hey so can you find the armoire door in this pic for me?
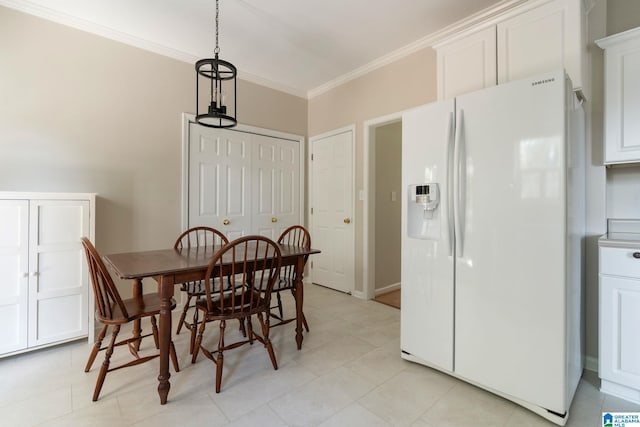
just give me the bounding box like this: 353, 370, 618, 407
0, 200, 29, 354
28, 199, 90, 346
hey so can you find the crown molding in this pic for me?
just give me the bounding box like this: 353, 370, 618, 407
307, 0, 528, 99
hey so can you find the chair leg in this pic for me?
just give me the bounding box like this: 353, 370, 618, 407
246, 316, 254, 344
150, 315, 159, 349
258, 312, 278, 370
291, 288, 310, 332
93, 324, 120, 401
276, 292, 284, 318
170, 341, 180, 373
238, 317, 246, 337
85, 324, 107, 372
191, 313, 206, 364
214, 320, 226, 393
189, 308, 199, 354
176, 294, 193, 335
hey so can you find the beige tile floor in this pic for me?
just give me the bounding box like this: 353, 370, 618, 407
1, 283, 638, 427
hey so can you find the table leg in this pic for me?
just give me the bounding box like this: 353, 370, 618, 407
294, 256, 304, 350
132, 278, 142, 351
157, 274, 174, 404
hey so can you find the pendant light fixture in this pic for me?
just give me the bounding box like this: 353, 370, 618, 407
195, 0, 237, 128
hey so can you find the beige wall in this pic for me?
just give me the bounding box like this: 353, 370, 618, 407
0, 5, 306, 264
308, 48, 437, 293
374, 122, 402, 292
607, 0, 640, 35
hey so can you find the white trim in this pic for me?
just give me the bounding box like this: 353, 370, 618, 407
363, 112, 404, 300
0, 0, 308, 98
375, 282, 401, 296
309, 125, 356, 295
584, 355, 598, 373
2, 0, 541, 100
307, 0, 528, 98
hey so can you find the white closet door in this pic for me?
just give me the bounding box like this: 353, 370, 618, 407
252, 134, 300, 239
189, 124, 251, 239
0, 200, 29, 354
28, 200, 89, 347
310, 128, 354, 293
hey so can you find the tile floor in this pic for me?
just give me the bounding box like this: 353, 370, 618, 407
1, 283, 638, 427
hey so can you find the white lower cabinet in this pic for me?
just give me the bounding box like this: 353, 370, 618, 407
0, 193, 95, 357
599, 241, 640, 404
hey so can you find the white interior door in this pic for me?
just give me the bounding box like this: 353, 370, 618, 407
252, 134, 301, 239
310, 127, 354, 293
28, 200, 89, 346
189, 124, 251, 239
0, 200, 29, 354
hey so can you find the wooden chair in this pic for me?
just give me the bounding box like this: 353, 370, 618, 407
81, 237, 179, 401
174, 226, 229, 339
271, 225, 311, 331
191, 235, 282, 393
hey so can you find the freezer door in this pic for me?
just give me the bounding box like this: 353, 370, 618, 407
453, 70, 569, 412
401, 99, 455, 372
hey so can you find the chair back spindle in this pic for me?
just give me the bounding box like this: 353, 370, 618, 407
81, 237, 129, 321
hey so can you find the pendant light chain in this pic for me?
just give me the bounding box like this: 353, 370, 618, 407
195, 0, 237, 128
215, 0, 220, 55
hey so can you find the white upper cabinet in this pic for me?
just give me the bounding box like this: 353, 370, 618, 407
436, 0, 584, 100
596, 27, 640, 165
497, 0, 582, 86
436, 26, 497, 100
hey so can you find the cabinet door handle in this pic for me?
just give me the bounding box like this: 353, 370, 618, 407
223, 219, 230, 226
271, 217, 278, 223
633, 252, 640, 259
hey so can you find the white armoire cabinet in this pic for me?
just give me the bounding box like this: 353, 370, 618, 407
435, 0, 584, 100
0, 192, 95, 357
186, 122, 304, 240
596, 27, 640, 164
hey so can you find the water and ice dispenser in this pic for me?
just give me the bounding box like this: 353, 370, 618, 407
407, 183, 441, 240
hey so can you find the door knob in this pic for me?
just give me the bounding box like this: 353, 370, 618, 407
223, 219, 230, 225
271, 217, 278, 223
344, 218, 351, 224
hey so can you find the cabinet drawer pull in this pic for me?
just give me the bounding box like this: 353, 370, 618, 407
633, 252, 640, 259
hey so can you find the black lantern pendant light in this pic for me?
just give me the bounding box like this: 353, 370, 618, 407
195, 0, 237, 128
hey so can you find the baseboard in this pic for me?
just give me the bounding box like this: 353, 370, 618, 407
584, 355, 598, 373
375, 282, 401, 296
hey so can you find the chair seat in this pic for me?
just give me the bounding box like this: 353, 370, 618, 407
272, 277, 296, 292
180, 280, 206, 295
96, 295, 176, 325
195, 289, 267, 318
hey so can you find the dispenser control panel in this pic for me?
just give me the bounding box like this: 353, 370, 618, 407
407, 183, 440, 239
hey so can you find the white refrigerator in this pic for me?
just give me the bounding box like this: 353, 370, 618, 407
400, 69, 584, 426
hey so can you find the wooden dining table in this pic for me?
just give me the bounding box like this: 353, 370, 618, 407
103, 242, 320, 404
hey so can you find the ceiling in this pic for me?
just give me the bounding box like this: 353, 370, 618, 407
3, 0, 511, 98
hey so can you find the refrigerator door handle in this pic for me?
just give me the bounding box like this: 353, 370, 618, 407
446, 111, 455, 257
453, 109, 465, 258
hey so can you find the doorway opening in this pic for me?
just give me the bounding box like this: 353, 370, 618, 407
363, 112, 403, 309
